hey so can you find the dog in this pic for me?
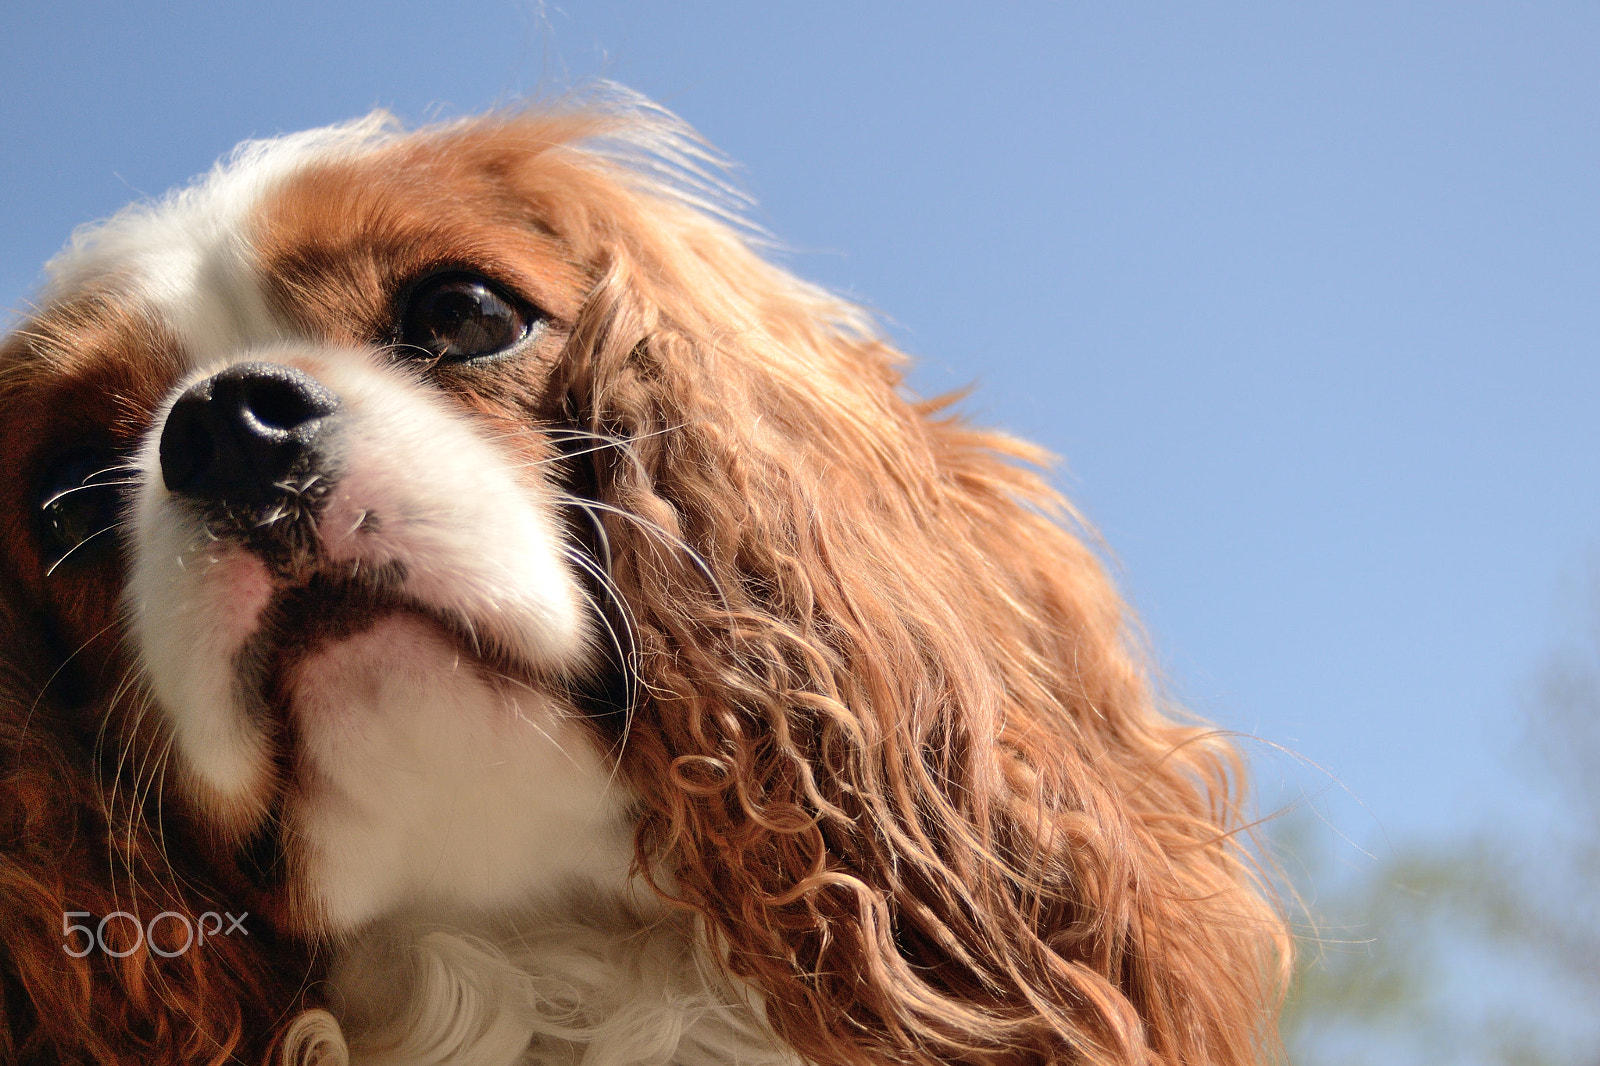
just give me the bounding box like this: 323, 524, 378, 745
1, 90, 1287, 1065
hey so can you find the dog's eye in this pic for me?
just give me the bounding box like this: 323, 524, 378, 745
36, 449, 125, 573
397, 273, 537, 362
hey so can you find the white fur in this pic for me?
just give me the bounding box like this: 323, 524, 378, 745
124, 526, 279, 829
297, 903, 799, 1066
305, 352, 590, 667
280, 612, 628, 927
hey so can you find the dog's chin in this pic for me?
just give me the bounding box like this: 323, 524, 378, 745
206, 586, 481, 924
182, 570, 628, 937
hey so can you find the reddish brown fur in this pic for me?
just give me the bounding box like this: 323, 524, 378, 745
256, 106, 1290, 1065
0, 300, 313, 1063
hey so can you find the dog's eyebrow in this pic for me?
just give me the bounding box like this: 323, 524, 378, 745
252, 136, 587, 348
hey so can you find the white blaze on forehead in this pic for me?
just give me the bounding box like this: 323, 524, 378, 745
42, 114, 402, 364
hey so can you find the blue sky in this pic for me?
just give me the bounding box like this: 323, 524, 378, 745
4, 3, 1598, 872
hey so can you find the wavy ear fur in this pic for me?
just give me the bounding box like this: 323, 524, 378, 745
0, 592, 310, 1065
534, 104, 1288, 1066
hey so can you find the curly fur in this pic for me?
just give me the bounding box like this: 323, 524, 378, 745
528, 108, 1290, 1062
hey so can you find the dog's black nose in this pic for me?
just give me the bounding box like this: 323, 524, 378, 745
160, 362, 340, 504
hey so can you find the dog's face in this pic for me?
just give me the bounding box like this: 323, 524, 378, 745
3, 114, 641, 934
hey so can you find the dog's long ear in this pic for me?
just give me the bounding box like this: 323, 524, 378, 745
0, 589, 308, 1065
546, 121, 1287, 1066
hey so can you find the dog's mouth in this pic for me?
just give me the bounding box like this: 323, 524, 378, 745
261, 566, 454, 674
240, 560, 551, 707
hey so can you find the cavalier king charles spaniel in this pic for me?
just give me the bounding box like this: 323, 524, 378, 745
0, 90, 1286, 1066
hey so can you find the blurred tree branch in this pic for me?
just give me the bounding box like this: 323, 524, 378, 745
1279, 581, 1600, 1065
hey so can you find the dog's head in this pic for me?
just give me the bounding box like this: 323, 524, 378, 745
2, 96, 1284, 1065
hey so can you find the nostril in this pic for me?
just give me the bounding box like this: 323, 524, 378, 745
235, 368, 340, 434
160, 395, 218, 495
159, 362, 341, 503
